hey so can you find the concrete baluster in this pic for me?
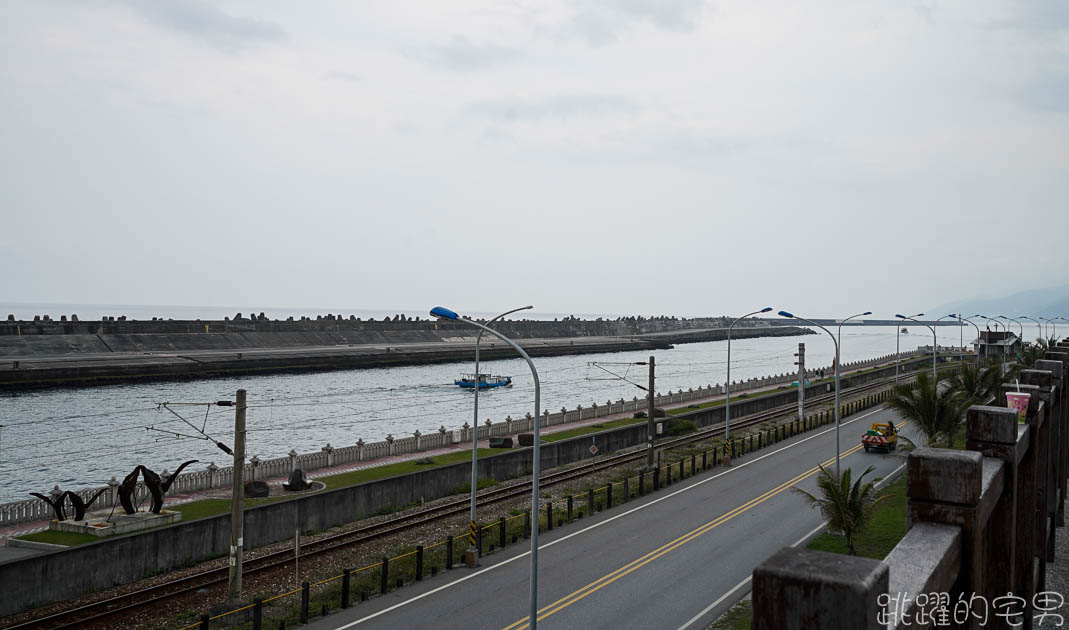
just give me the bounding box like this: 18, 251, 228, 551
752, 547, 888, 630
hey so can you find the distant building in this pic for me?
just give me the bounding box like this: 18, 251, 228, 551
974, 330, 1021, 358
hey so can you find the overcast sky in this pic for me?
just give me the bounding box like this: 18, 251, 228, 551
2, 1, 1067, 319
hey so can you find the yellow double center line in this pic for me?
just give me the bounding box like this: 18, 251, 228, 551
502, 421, 908, 630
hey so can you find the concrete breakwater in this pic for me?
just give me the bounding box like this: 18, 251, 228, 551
0, 349, 921, 528
0, 316, 810, 389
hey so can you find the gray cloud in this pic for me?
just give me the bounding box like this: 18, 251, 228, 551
415, 36, 520, 71
465, 94, 638, 123
564, 0, 706, 46
988, 0, 1069, 35
124, 0, 286, 51
326, 71, 361, 83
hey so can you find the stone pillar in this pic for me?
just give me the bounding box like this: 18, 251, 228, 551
207, 462, 219, 488
107, 476, 120, 507
439, 426, 447, 447
386, 434, 395, 456
543, 410, 550, 427
965, 405, 1021, 597
906, 448, 994, 604
356, 438, 365, 461
752, 547, 888, 630
414, 430, 422, 451
288, 449, 298, 473
505, 416, 513, 434
484, 419, 492, 438
463, 422, 471, 444
322, 443, 335, 467
250, 455, 260, 481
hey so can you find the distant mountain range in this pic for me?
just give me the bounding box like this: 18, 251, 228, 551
933, 285, 1069, 322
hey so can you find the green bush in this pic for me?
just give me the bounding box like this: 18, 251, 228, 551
666, 420, 697, 436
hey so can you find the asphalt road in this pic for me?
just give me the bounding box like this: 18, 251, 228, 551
305, 404, 917, 630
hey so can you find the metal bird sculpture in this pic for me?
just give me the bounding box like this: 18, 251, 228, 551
64, 488, 108, 522
29, 491, 66, 521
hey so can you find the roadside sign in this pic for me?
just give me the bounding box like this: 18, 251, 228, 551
589, 444, 598, 456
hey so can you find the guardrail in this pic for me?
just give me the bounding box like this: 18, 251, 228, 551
751, 342, 1068, 629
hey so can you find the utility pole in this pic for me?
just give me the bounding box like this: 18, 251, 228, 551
646, 356, 656, 469
794, 343, 805, 422
228, 389, 246, 603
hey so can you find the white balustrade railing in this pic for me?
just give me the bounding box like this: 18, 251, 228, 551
1, 349, 933, 528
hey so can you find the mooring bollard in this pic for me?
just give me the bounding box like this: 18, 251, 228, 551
341, 570, 351, 608
415, 545, 424, 581
380, 557, 389, 594
300, 581, 310, 624
446, 536, 453, 570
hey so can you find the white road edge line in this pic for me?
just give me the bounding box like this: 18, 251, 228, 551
328, 405, 891, 629
675, 460, 909, 630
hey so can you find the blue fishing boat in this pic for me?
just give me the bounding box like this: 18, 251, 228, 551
455, 373, 512, 389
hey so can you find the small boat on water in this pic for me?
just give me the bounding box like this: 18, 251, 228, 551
455, 373, 512, 389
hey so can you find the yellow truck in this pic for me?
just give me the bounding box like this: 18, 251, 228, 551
862, 422, 897, 452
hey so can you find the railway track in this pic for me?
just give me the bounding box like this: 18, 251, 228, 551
4, 362, 945, 629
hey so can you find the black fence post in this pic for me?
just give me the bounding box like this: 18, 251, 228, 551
301, 581, 310, 624
524, 511, 531, 538
730, 440, 736, 459
702, 450, 707, 469
691, 454, 696, 475
758, 433, 763, 449
477, 525, 484, 556
749, 435, 754, 452
546, 503, 553, 530
199, 614, 209, 630
639, 470, 646, 495
380, 558, 389, 595
446, 536, 454, 570
653, 467, 660, 491
567, 495, 574, 520
416, 545, 424, 581
666, 463, 672, 485
341, 570, 351, 608
713, 449, 719, 466
588, 487, 595, 511
623, 477, 629, 501
253, 598, 263, 629
499, 517, 507, 547
607, 483, 613, 509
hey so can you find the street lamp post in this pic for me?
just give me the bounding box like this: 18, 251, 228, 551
466, 305, 532, 566
959, 315, 981, 361
1042, 318, 1057, 341
778, 311, 843, 475
897, 314, 937, 381
934, 315, 957, 367
725, 308, 773, 442
998, 316, 1023, 341
896, 312, 923, 384
1020, 316, 1043, 344
430, 306, 542, 629
977, 314, 1000, 333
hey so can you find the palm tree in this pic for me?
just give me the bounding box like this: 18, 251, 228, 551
948, 359, 1000, 406
793, 464, 886, 555
887, 371, 967, 448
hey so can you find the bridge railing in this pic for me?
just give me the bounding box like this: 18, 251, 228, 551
751, 343, 1069, 629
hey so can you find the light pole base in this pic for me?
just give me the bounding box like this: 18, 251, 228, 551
464, 549, 478, 568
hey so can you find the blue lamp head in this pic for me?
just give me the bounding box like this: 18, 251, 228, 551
895, 314, 906, 319
760, 307, 773, 313
778, 310, 794, 318
915, 313, 925, 317
430, 306, 459, 321
862, 311, 872, 316
948, 314, 957, 318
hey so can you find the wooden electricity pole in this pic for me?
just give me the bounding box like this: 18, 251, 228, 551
228, 389, 247, 602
